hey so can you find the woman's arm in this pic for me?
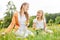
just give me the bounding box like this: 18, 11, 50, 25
14, 25, 19, 32
4, 13, 16, 33
25, 16, 30, 27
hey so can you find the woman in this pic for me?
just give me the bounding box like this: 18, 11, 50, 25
33, 10, 53, 34
2, 2, 34, 38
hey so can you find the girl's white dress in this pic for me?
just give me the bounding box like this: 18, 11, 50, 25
15, 13, 33, 38
33, 18, 53, 33
33, 18, 46, 29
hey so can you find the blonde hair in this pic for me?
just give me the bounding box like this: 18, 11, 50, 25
36, 10, 45, 20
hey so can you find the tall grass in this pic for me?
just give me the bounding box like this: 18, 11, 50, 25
0, 24, 60, 40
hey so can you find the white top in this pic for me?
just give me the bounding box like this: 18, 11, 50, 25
33, 18, 46, 29
18, 12, 27, 30
15, 12, 33, 38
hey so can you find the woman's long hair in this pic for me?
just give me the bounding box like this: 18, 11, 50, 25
20, 2, 29, 22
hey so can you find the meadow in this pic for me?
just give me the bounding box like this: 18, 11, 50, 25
0, 24, 60, 40
0, 1, 60, 40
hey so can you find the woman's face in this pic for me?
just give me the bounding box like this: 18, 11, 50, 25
23, 4, 29, 12
37, 11, 43, 18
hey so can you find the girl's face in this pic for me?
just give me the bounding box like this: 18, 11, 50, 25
23, 4, 29, 12
37, 11, 43, 18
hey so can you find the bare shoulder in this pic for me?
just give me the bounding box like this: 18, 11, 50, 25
13, 11, 18, 16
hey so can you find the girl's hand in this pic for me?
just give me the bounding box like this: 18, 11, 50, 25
44, 28, 46, 31
45, 30, 53, 34
44, 27, 47, 32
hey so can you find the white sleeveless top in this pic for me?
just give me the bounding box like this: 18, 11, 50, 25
18, 12, 27, 30
33, 18, 46, 29
15, 12, 33, 38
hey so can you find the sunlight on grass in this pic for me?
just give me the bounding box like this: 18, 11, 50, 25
0, 24, 60, 40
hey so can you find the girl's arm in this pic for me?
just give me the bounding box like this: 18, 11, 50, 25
33, 19, 36, 30
33, 23, 36, 30
44, 22, 46, 31
43, 18, 47, 31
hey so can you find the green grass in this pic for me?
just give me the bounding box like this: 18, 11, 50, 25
0, 24, 60, 40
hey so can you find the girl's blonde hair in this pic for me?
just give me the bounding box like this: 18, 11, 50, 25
36, 10, 45, 20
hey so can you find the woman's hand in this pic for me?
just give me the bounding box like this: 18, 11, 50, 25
33, 27, 36, 30
25, 21, 29, 27
1, 32, 6, 36
14, 25, 19, 32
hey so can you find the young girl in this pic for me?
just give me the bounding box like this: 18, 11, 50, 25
33, 10, 46, 30
33, 10, 53, 34
2, 2, 34, 38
